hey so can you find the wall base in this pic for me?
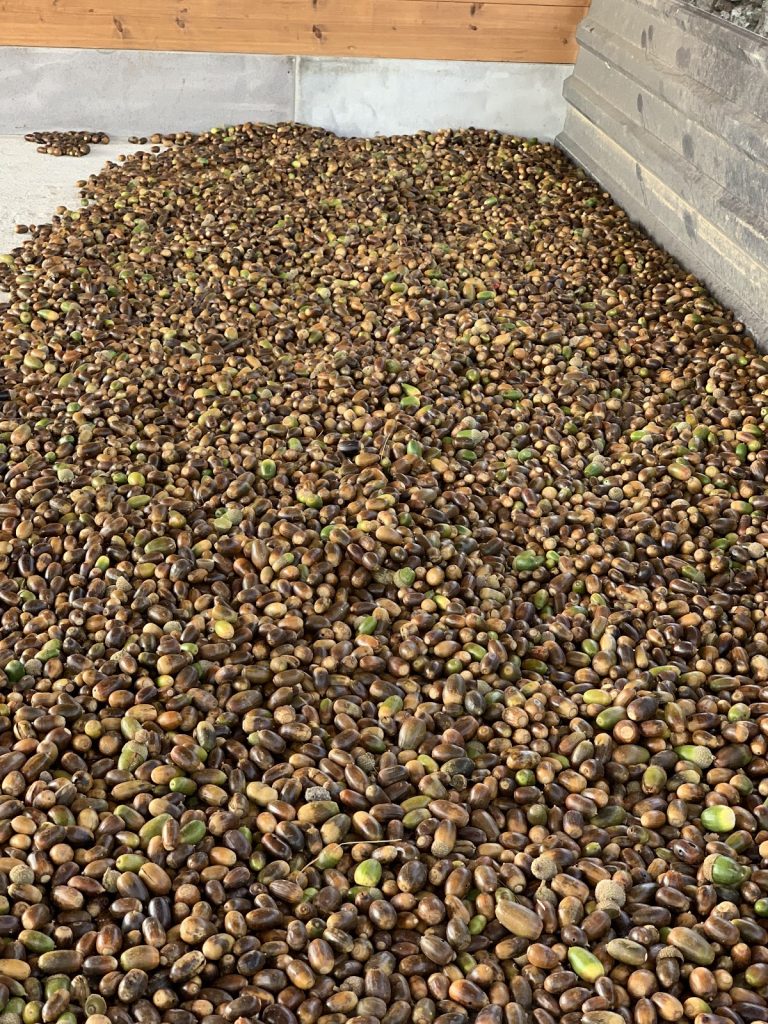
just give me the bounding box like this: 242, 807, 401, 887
0, 49, 572, 141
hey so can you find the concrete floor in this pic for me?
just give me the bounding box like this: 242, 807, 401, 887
0, 136, 147, 255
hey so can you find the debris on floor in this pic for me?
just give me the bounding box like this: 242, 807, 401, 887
23, 130, 111, 158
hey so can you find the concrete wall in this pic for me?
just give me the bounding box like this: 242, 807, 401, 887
559, 0, 768, 346
0, 48, 572, 141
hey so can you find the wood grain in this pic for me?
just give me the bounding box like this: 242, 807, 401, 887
0, 0, 588, 62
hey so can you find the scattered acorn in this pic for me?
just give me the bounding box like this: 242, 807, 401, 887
24, 129, 110, 157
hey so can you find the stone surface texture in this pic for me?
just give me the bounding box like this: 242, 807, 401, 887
686, 0, 768, 37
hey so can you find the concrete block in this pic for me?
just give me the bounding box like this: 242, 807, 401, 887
686, 0, 768, 37
561, 0, 768, 347
561, 108, 768, 345
585, 0, 768, 114
570, 64, 768, 223
563, 76, 768, 252
574, 39, 768, 173
0, 49, 295, 134
296, 57, 572, 140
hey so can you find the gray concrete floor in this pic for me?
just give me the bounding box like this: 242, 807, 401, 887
0, 136, 147, 255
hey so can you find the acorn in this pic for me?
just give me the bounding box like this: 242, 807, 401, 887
338, 437, 361, 458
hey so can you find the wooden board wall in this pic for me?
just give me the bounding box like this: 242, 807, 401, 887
0, 0, 588, 62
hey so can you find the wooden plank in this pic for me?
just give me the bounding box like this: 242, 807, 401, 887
400, 0, 586, 5
0, 0, 588, 62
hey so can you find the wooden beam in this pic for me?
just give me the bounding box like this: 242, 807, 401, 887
0, 0, 588, 62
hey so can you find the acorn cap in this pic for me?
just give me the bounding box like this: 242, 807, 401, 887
306, 786, 331, 802
656, 947, 683, 961
595, 879, 626, 907
699, 853, 721, 882
531, 855, 558, 881
535, 882, 558, 904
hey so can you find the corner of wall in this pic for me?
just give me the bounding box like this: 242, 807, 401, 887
292, 56, 301, 123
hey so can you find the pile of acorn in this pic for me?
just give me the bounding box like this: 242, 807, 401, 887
0, 122, 765, 1024
23, 131, 110, 157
